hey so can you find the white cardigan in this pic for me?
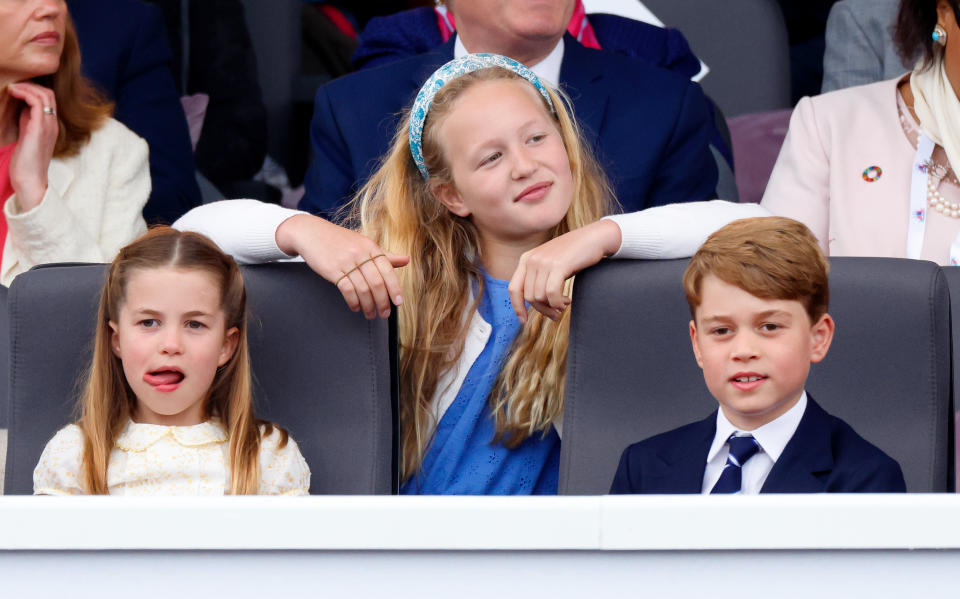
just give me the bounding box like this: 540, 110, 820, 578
174, 199, 769, 427
173, 199, 770, 263
2, 118, 149, 286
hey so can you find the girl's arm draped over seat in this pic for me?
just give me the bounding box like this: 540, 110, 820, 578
174, 199, 770, 322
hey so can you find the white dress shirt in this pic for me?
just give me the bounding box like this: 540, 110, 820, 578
454, 35, 565, 88
701, 392, 808, 494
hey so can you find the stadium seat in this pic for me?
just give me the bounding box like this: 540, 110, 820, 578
560, 258, 952, 493
938, 266, 960, 488
0, 283, 7, 430
4, 262, 396, 495
640, 0, 791, 116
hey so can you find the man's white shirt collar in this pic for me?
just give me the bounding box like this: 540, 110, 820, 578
453, 35, 564, 88
707, 391, 808, 464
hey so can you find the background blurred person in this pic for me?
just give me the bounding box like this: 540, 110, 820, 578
764, 0, 960, 264
352, 0, 702, 80
68, 0, 201, 223
300, 0, 719, 219
821, 0, 906, 92
146, 0, 270, 203
0, 0, 147, 286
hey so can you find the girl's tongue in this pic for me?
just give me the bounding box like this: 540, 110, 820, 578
144, 370, 184, 387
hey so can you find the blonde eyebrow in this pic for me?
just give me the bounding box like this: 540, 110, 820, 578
470, 118, 545, 152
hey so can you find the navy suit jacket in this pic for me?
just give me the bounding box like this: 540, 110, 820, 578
609, 396, 907, 494
69, 0, 201, 224
353, 7, 702, 81
301, 34, 718, 219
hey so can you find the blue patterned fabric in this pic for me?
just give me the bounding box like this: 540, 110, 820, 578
401, 273, 560, 495
408, 53, 554, 179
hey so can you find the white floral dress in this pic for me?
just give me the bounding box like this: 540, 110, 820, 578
33, 419, 310, 495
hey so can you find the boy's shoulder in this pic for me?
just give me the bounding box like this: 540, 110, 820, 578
610, 413, 716, 494
772, 396, 906, 492
811, 399, 907, 491
623, 414, 716, 459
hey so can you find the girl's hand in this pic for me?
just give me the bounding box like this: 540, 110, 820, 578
7, 82, 59, 212
508, 219, 622, 324
276, 214, 409, 319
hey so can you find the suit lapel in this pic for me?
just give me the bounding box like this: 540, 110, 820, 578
761, 397, 834, 493
558, 35, 609, 143
643, 413, 716, 493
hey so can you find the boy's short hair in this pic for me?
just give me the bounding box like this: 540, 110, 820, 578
683, 217, 830, 322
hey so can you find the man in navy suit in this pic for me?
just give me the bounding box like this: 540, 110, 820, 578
610, 217, 905, 495
301, 0, 718, 219
68, 0, 201, 224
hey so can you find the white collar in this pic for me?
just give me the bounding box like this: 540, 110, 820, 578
115, 418, 228, 452
707, 391, 808, 464
453, 35, 564, 88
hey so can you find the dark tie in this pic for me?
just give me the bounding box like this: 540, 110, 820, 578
710, 434, 761, 494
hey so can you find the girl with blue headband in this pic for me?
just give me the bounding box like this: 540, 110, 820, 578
356, 55, 616, 492
174, 54, 765, 493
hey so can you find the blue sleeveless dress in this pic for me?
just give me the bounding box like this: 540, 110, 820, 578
401, 273, 561, 495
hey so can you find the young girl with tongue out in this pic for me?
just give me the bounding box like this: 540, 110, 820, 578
32, 227, 310, 495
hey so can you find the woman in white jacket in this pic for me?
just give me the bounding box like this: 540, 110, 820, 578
0, 0, 147, 285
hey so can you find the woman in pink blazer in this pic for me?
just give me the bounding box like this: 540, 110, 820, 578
764, 0, 960, 265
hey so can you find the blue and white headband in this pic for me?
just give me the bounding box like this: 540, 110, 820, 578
408, 53, 555, 179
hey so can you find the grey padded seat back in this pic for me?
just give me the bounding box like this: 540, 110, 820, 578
939, 267, 960, 483
640, 0, 791, 116
561, 258, 951, 493
5, 263, 394, 495
0, 283, 7, 429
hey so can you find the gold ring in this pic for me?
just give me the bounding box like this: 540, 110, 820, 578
356, 253, 386, 268
334, 254, 387, 286
335, 269, 356, 286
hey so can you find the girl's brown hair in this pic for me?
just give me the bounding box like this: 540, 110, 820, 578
78, 227, 287, 494
40, 12, 114, 158
682, 217, 830, 323
348, 68, 615, 481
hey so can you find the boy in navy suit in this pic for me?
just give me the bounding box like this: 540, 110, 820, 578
610, 217, 906, 494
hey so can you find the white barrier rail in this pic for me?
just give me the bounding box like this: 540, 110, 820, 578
2, 495, 959, 596
2, 494, 960, 550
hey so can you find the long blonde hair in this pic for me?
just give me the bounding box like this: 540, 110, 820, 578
78, 227, 287, 494
348, 68, 614, 481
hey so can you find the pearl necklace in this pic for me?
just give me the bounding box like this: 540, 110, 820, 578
923, 159, 960, 218
927, 180, 960, 217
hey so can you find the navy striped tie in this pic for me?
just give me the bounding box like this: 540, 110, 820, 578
710, 434, 761, 494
